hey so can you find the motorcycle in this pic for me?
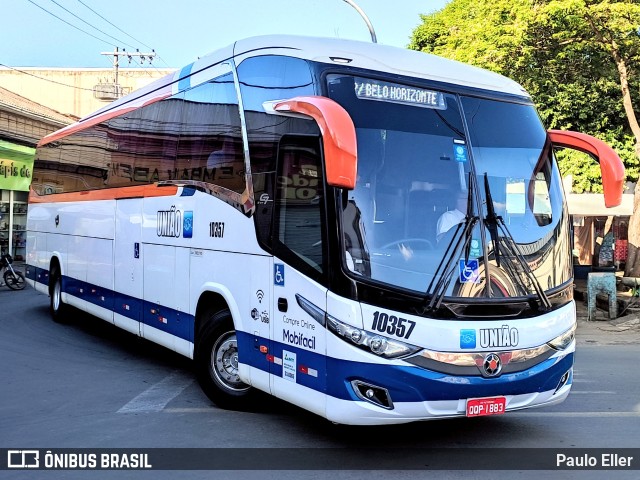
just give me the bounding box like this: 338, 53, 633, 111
0, 252, 26, 290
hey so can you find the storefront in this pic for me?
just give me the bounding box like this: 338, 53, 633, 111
567, 192, 634, 274
0, 140, 34, 261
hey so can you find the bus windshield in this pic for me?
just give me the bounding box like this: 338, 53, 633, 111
327, 74, 571, 301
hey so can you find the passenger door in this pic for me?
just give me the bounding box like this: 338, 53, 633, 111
269, 135, 328, 418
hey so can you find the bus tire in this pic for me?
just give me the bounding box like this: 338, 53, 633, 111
49, 267, 69, 323
195, 308, 256, 410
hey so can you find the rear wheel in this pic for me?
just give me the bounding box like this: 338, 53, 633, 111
4, 270, 25, 290
195, 308, 257, 410
49, 267, 69, 322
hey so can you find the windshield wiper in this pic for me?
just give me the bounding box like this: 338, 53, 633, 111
483, 174, 552, 309
483, 174, 502, 267
425, 173, 478, 311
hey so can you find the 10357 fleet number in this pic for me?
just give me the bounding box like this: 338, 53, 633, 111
371, 311, 416, 339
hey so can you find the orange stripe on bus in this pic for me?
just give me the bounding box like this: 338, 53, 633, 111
38, 92, 171, 147
29, 184, 179, 203
38, 107, 137, 147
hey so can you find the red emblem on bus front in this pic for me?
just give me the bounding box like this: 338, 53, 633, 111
483, 353, 502, 377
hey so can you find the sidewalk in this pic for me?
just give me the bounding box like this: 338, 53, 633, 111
574, 280, 640, 345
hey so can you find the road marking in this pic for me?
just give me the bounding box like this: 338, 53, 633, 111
118, 372, 194, 413
164, 407, 217, 413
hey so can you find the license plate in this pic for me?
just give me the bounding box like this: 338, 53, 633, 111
466, 396, 506, 417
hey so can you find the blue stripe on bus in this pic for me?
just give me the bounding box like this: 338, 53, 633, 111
236, 330, 573, 403
177, 64, 194, 91
26, 264, 49, 286
29, 263, 573, 404
324, 353, 573, 403
236, 331, 328, 392
28, 265, 193, 342
25, 264, 37, 281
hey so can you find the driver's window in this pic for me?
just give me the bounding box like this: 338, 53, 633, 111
273, 135, 326, 280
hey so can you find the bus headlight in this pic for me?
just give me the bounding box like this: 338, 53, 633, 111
326, 314, 421, 359
547, 323, 576, 351
295, 293, 421, 359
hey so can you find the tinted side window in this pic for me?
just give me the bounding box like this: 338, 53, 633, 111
176, 72, 245, 194
32, 133, 109, 195
274, 136, 326, 279
33, 95, 185, 193
237, 55, 318, 250
237, 55, 314, 111
107, 97, 182, 187
33, 68, 247, 196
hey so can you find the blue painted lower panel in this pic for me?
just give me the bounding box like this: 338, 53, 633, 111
236, 331, 328, 393
30, 263, 574, 405
326, 353, 573, 403
235, 330, 573, 403
26, 264, 49, 286
29, 264, 193, 342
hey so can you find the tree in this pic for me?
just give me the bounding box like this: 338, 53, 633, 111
410, 0, 640, 276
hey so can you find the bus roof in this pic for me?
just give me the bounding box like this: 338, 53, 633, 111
232, 35, 529, 98
39, 35, 530, 147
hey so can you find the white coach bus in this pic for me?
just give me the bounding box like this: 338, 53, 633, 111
26, 35, 624, 425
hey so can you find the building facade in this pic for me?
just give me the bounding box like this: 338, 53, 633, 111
0, 67, 174, 119
0, 67, 174, 260
0, 86, 74, 259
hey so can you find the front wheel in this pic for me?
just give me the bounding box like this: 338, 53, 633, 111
195, 308, 257, 410
4, 270, 25, 290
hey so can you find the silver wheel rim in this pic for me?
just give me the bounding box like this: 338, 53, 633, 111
53, 278, 61, 311
210, 332, 249, 392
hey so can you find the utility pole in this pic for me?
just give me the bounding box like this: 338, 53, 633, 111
98, 48, 156, 97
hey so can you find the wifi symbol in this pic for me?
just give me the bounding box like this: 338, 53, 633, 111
256, 290, 264, 303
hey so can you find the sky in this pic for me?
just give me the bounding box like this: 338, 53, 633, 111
3, 0, 449, 69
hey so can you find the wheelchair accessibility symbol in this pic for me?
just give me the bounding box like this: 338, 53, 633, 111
459, 259, 480, 284
274, 263, 285, 286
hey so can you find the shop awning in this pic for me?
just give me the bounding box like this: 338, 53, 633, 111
566, 193, 634, 216
0, 140, 35, 191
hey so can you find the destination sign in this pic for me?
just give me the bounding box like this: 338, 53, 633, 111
354, 78, 446, 109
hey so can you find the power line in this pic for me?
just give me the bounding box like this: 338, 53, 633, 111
0, 64, 169, 92
76, 0, 150, 52
75, 0, 171, 68
25, 0, 166, 72
0, 64, 95, 92
46, 0, 137, 50
25, 0, 116, 47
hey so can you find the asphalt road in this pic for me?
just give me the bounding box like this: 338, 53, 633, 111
1, 285, 639, 480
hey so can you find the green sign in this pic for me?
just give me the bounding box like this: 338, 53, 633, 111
0, 140, 35, 192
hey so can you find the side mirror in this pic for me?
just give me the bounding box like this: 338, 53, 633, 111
547, 129, 625, 207
273, 96, 357, 190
